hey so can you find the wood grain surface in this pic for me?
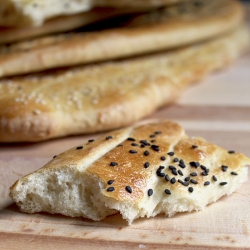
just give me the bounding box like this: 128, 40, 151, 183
0, 5, 250, 250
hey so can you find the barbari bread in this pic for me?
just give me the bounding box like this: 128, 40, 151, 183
0, 0, 244, 77
0, 26, 249, 142
0, 0, 185, 27
9, 120, 250, 224
0, 7, 150, 44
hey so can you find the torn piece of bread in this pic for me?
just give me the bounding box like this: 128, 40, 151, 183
0, 26, 249, 143
0, 0, 244, 77
9, 120, 250, 224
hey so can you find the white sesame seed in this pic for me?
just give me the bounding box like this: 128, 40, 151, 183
33, 109, 41, 115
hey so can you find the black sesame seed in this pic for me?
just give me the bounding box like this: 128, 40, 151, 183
110, 162, 118, 166
204, 181, 210, 186
107, 180, 114, 185
76, 146, 83, 150
151, 140, 156, 143
173, 158, 179, 162
167, 151, 174, 156
129, 149, 137, 154
127, 137, 136, 141
192, 145, 198, 149
140, 140, 151, 146
169, 165, 176, 170
144, 162, 150, 168
220, 182, 227, 186
179, 163, 186, 169
231, 171, 238, 176
157, 171, 165, 177
159, 166, 165, 170
205, 168, 210, 173
161, 156, 166, 161
125, 186, 132, 193
201, 171, 208, 176
200, 165, 207, 171
190, 161, 200, 168
221, 165, 228, 172
213, 175, 217, 181
178, 179, 184, 184
155, 131, 162, 134
190, 179, 198, 184
228, 150, 235, 154
106, 136, 113, 140
170, 177, 176, 184
88, 139, 95, 142
182, 181, 189, 186
144, 150, 150, 156
190, 172, 198, 176
179, 159, 184, 164
140, 144, 146, 148
148, 189, 153, 196
193, 0, 203, 7
131, 143, 139, 146
185, 177, 190, 181
151, 145, 160, 152
107, 187, 115, 192
178, 170, 183, 176
188, 187, 194, 193
53, 155, 57, 158
165, 189, 171, 195
165, 174, 170, 181
172, 169, 178, 176
149, 134, 156, 138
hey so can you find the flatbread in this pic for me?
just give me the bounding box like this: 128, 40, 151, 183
0, 0, 244, 78
9, 120, 250, 224
0, 0, 185, 27
0, 7, 150, 44
0, 26, 249, 142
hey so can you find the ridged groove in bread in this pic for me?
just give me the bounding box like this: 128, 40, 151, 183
9, 120, 250, 224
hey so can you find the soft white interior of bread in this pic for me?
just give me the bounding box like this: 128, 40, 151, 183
14, 168, 116, 220
12, 162, 248, 224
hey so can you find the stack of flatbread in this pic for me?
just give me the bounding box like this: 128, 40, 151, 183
0, 0, 249, 142
5, 1, 250, 225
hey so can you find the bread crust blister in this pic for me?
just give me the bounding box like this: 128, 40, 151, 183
9, 120, 250, 224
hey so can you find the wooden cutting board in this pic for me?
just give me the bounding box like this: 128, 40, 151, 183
1, 8, 250, 249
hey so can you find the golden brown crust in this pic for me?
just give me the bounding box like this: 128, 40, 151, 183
87, 121, 186, 202
0, 0, 244, 77
0, 26, 249, 142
